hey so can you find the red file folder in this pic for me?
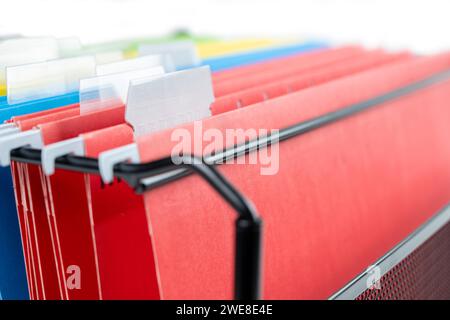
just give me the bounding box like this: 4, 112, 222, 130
10, 105, 92, 300
81, 124, 160, 299
133, 53, 450, 299
37, 106, 126, 299
11, 104, 78, 123
16, 107, 80, 131
8, 103, 115, 299
9, 105, 83, 300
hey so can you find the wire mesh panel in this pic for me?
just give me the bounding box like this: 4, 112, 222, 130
356, 221, 450, 300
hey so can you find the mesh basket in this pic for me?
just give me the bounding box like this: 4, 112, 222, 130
356, 222, 450, 300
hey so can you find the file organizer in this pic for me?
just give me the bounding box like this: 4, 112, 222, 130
2, 41, 450, 300
6, 59, 450, 299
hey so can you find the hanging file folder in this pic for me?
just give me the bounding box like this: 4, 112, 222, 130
82, 125, 159, 299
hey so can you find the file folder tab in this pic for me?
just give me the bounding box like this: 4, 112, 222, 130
126, 66, 214, 136
6, 56, 96, 105
0, 37, 60, 81
0, 38, 61, 96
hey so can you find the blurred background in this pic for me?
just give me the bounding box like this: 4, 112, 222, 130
0, 0, 449, 53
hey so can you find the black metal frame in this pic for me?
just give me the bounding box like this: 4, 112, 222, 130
8, 66, 450, 300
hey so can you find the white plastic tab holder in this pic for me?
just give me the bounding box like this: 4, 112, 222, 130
126, 65, 214, 137
41, 137, 85, 176
0, 129, 43, 166
138, 40, 200, 70
0, 127, 20, 138
79, 66, 164, 114
96, 55, 165, 76
7, 56, 97, 105
0, 123, 16, 130
98, 143, 140, 184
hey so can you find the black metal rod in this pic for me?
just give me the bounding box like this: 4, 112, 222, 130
114, 156, 258, 220
235, 217, 263, 300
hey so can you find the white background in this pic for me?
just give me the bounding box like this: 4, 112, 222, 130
0, 0, 449, 53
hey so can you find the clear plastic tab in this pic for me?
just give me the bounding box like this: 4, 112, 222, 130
0, 37, 60, 84
126, 66, 214, 137
138, 40, 200, 70
96, 55, 165, 76
6, 56, 96, 105
79, 66, 164, 114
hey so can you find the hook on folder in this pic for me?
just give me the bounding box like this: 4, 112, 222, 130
0, 129, 43, 166
0, 127, 20, 138
98, 143, 140, 184
41, 137, 85, 176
